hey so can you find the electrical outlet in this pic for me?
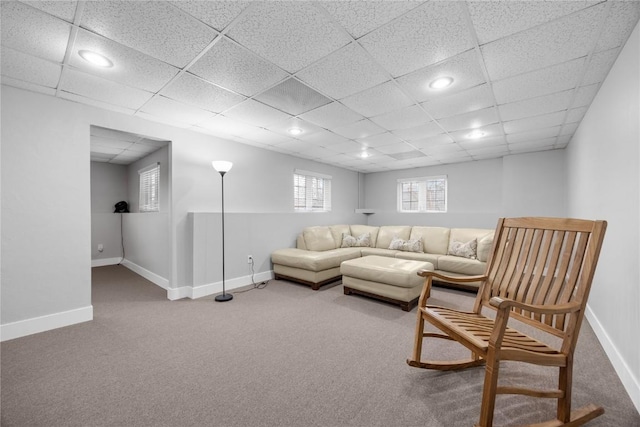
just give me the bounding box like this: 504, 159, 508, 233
98, 244, 104, 252
247, 255, 253, 264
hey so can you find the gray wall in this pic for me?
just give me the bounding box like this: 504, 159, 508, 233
91, 162, 127, 261
566, 22, 640, 411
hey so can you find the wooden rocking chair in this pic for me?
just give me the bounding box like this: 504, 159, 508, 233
407, 217, 607, 427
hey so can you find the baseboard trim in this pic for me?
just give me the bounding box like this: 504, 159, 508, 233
91, 257, 121, 267
1, 305, 93, 342
585, 304, 640, 413
169, 270, 274, 300
120, 259, 169, 290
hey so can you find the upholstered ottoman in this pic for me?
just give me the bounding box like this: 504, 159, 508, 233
340, 255, 434, 311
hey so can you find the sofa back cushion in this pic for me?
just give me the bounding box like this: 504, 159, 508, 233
376, 226, 411, 249
303, 226, 335, 251
409, 226, 450, 255
349, 225, 379, 248
449, 228, 495, 262
329, 225, 351, 248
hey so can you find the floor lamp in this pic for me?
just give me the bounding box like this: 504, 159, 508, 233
212, 161, 233, 302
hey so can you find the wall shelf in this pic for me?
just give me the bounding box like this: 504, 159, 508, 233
355, 209, 376, 215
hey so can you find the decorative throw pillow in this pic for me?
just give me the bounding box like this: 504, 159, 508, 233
341, 232, 371, 248
448, 239, 478, 259
388, 237, 423, 253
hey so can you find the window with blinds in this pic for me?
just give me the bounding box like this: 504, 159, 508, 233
294, 169, 331, 212
139, 162, 160, 212
397, 175, 447, 213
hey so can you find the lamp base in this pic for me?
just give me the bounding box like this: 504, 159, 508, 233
215, 293, 233, 302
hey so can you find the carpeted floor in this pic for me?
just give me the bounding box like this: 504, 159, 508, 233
1, 265, 638, 426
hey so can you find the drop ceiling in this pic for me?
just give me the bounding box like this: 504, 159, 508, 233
1, 1, 638, 173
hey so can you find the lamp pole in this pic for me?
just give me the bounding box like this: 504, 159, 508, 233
212, 161, 233, 302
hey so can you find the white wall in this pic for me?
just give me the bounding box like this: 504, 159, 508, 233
566, 22, 640, 411
1, 87, 93, 340
91, 161, 127, 263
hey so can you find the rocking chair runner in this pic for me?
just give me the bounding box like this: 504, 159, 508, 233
407, 217, 607, 427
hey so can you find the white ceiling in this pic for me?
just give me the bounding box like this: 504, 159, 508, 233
90, 125, 169, 164
1, 1, 639, 173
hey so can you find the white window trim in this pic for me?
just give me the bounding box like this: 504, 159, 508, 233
139, 162, 160, 213
397, 175, 447, 213
294, 169, 332, 212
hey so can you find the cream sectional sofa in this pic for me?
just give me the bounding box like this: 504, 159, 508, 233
271, 224, 494, 291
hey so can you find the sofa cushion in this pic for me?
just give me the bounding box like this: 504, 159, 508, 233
303, 226, 336, 251
272, 247, 361, 271
437, 255, 486, 276
395, 251, 441, 268
409, 226, 450, 255
477, 233, 494, 262
350, 225, 380, 248
376, 226, 411, 249
329, 224, 351, 248
340, 256, 433, 288
448, 239, 478, 259
361, 248, 399, 257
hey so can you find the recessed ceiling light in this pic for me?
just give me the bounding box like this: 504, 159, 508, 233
360, 151, 371, 158
429, 76, 453, 90
467, 130, 486, 139
79, 50, 113, 68
288, 127, 303, 136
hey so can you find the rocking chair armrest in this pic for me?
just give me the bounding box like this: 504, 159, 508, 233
489, 297, 582, 315
417, 270, 488, 283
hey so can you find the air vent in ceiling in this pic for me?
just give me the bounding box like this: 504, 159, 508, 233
388, 151, 427, 161
254, 78, 332, 116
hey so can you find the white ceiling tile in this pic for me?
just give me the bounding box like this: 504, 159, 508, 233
59, 91, 136, 115
360, 2, 473, 77
508, 139, 557, 154
70, 29, 180, 92
223, 99, 292, 128
468, 1, 599, 45
297, 43, 389, 99
410, 134, 455, 149
297, 130, 351, 147
226, 2, 351, 73
265, 118, 324, 139
571, 84, 600, 108
91, 126, 139, 142
375, 143, 416, 155
298, 146, 341, 159
356, 133, 405, 148
91, 153, 113, 162
420, 142, 465, 155
581, 48, 619, 86
266, 138, 309, 154
160, 73, 245, 113
506, 127, 561, 144
457, 135, 507, 150
566, 107, 588, 124
140, 96, 216, 126
340, 81, 414, 117
324, 140, 366, 154
319, 1, 421, 39
188, 37, 288, 97
91, 137, 134, 151
1, 1, 70, 62
1, 46, 61, 88
59, 68, 154, 110
253, 78, 331, 116
493, 58, 585, 105
168, 1, 250, 31
197, 115, 261, 137
126, 144, 158, 154
298, 102, 364, 129
81, 1, 217, 68
391, 121, 446, 142
0, 75, 56, 96
595, 1, 640, 52
499, 90, 574, 122
370, 105, 431, 131
437, 107, 500, 133
397, 49, 486, 103
481, 3, 607, 81
243, 127, 299, 146
466, 144, 510, 157
449, 123, 504, 143
560, 122, 580, 136
421, 84, 494, 120
556, 135, 572, 147
90, 143, 125, 156
134, 111, 192, 129
332, 119, 385, 139
503, 111, 567, 135
21, 1, 77, 22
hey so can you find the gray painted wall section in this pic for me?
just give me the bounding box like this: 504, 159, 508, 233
91, 162, 127, 261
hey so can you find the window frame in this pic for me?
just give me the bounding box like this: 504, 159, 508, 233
293, 169, 332, 213
139, 162, 160, 213
397, 175, 447, 213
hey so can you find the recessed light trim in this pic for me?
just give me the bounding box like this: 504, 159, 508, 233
79, 50, 113, 68
467, 130, 486, 139
429, 76, 453, 90
360, 151, 371, 158
288, 127, 303, 136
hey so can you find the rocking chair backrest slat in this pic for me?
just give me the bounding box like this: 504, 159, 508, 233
477, 218, 607, 342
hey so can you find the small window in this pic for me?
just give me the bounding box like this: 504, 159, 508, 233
139, 162, 160, 212
397, 175, 447, 213
294, 169, 331, 212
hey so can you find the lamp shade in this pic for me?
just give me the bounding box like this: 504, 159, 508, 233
212, 161, 233, 173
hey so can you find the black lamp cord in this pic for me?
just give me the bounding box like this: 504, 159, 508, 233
118, 212, 125, 265
232, 258, 269, 294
